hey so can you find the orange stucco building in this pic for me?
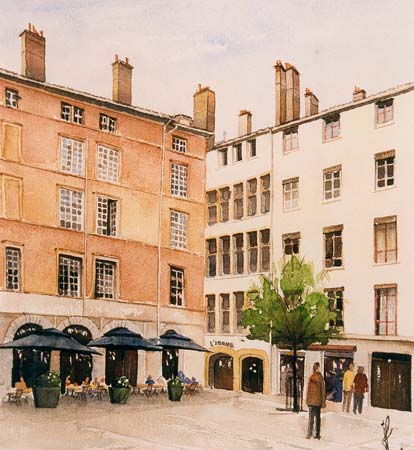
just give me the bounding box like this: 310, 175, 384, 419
0, 25, 214, 394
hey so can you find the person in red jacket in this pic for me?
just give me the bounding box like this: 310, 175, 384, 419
306, 362, 326, 439
353, 366, 369, 414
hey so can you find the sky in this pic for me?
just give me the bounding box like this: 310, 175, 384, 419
1, 0, 414, 140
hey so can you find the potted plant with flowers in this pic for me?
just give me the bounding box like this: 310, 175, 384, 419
167, 377, 184, 401
108, 376, 131, 404
33, 371, 61, 408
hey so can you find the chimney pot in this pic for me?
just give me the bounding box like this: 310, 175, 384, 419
305, 88, 319, 117
353, 85, 366, 102
238, 110, 252, 136
112, 56, 133, 105
20, 25, 46, 82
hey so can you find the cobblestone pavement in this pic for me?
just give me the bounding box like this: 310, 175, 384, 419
0, 391, 413, 450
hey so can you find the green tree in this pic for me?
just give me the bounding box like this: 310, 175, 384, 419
242, 256, 340, 412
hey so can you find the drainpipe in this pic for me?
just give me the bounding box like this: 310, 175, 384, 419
82, 139, 89, 318
156, 120, 177, 338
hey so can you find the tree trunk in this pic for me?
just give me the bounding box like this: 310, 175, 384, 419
292, 345, 299, 413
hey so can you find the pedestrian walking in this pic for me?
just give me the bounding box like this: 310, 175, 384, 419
306, 362, 326, 440
353, 366, 368, 414
342, 363, 355, 413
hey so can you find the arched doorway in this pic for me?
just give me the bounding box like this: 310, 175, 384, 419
105, 348, 138, 387
12, 323, 50, 387
241, 357, 263, 393
60, 325, 93, 389
209, 353, 233, 390
162, 349, 179, 380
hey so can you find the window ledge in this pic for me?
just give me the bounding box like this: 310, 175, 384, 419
323, 136, 342, 144
247, 155, 258, 160
283, 207, 300, 213
283, 148, 301, 155
168, 304, 185, 309
373, 261, 400, 267
325, 266, 344, 272
375, 121, 395, 129
374, 185, 397, 193
322, 197, 342, 205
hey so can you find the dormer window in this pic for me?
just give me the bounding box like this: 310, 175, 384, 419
376, 99, 394, 124
172, 136, 187, 153
324, 113, 340, 140
283, 128, 298, 152
61, 102, 84, 124
5, 89, 19, 109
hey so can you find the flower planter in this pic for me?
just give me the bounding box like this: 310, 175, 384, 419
168, 383, 184, 401
33, 386, 60, 408
108, 386, 130, 404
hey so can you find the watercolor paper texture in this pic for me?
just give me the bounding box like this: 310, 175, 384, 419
0, 1, 414, 449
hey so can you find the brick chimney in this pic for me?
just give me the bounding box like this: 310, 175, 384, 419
274, 60, 286, 126
238, 110, 252, 136
193, 84, 216, 132
20, 23, 46, 82
112, 55, 133, 105
305, 88, 319, 117
285, 63, 300, 122
353, 86, 366, 102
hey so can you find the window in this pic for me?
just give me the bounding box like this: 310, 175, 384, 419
325, 288, 344, 329
5, 247, 21, 291
260, 229, 270, 272
233, 233, 244, 275
233, 183, 244, 219
248, 139, 256, 158
283, 232, 300, 258
219, 187, 230, 222
323, 165, 341, 201
58, 255, 82, 297
234, 292, 244, 333
233, 143, 242, 162
248, 231, 258, 273
170, 267, 184, 306
95, 259, 116, 299
375, 285, 397, 335
247, 179, 257, 216
97, 145, 120, 183
206, 295, 216, 333
324, 114, 340, 140
207, 190, 217, 225
283, 128, 298, 152
206, 239, 217, 277
60, 137, 84, 176
171, 163, 187, 197
59, 188, 83, 231
61, 103, 84, 125
96, 196, 118, 237
324, 225, 343, 268
170, 210, 188, 249
218, 148, 228, 166
99, 113, 116, 133
2, 122, 22, 162
376, 99, 394, 124
172, 136, 187, 153
374, 216, 397, 263
221, 294, 230, 333
375, 150, 395, 189
219, 236, 231, 275
260, 174, 271, 214
283, 177, 299, 211
5, 89, 19, 109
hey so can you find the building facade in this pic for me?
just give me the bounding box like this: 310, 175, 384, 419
0, 25, 213, 397
206, 60, 414, 412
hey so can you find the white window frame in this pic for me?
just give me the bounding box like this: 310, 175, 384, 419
97, 145, 120, 183
170, 266, 184, 306
283, 178, 299, 211
172, 136, 187, 153
94, 258, 117, 299
375, 155, 395, 190
233, 143, 243, 163
58, 254, 82, 297
99, 113, 116, 133
283, 129, 299, 152
96, 196, 118, 237
5, 89, 19, 109
248, 139, 257, 158
59, 187, 84, 231
170, 163, 188, 197
218, 148, 228, 166
170, 210, 188, 249
324, 115, 341, 140
5, 246, 21, 291
60, 137, 85, 176
376, 99, 394, 125
323, 166, 341, 202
